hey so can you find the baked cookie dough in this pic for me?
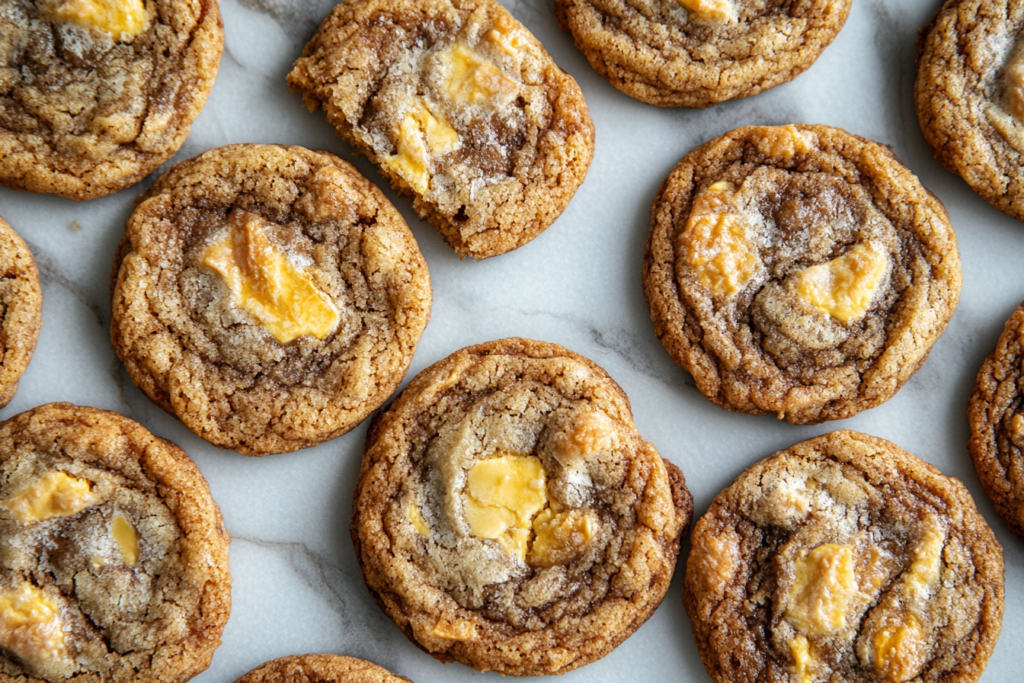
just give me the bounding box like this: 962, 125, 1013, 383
643, 124, 961, 424
352, 338, 692, 676
0, 0, 223, 201
110, 144, 431, 456
916, 0, 1024, 222
287, 0, 594, 260
968, 300, 1024, 539
0, 403, 231, 682
554, 0, 851, 108
684, 431, 1003, 683
235, 655, 411, 683
0, 217, 42, 409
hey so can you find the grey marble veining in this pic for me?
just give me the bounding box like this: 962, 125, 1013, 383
1, 0, 1022, 681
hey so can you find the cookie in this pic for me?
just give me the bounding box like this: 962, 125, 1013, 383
0, 0, 223, 201
967, 300, 1024, 539
0, 403, 231, 682
554, 0, 851, 108
684, 430, 1003, 683
643, 124, 961, 424
287, 0, 595, 260
0, 217, 42, 409
110, 143, 431, 456
235, 655, 411, 683
351, 338, 692, 676
916, 0, 1024, 222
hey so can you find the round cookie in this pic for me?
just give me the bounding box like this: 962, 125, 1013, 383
110, 143, 432, 456
643, 124, 962, 424
916, 0, 1024, 222
968, 300, 1024, 539
684, 430, 1004, 683
287, 0, 595, 260
554, 0, 851, 108
235, 655, 411, 683
0, 403, 231, 683
352, 338, 692, 676
0, 0, 223, 201
0, 217, 42, 409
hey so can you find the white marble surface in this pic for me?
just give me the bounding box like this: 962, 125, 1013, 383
1, 0, 1022, 681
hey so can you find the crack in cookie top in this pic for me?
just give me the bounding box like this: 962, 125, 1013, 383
0, 217, 41, 410
684, 431, 1003, 683
287, 0, 595, 260
110, 144, 432, 456
916, 0, 1024, 222
554, 0, 851, 107
643, 124, 962, 424
0, 0, 223, 201
352, 338, 692, 676
968, 300, 1024, 539
234, 654, 413, 683
0, 403, 231, 683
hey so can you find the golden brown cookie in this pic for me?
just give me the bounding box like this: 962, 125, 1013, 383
968, 300, 1024, 539
0, 217, 42, 409
110, 143, 432, 456
916, 0, 1024, 222
684, 430, 1004, 683
643, 124, 962, 424
235, 655, 411, 683
352, 338, 692, 676
0, 403, 231, 683
287, 0, 595, 260
0, 0, 223, 201
554, 0, 851, 108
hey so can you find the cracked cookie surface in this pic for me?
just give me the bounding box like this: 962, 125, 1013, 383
351, 338, 692, 676
643, 124, 961, 424
968, 301, 1024, 539
287, 0, 594, 260
0, 0, 223, 201
554, 0, 850, 107
110, 144, 432, 456
235, 654, 412, 683
0, 217, 41, 409
916, 0, 1024, 222
684, 430, 1003, 683
0, 402, 231, 683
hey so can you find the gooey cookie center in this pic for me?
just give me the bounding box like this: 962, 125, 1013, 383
464, 454, 548, 560
381, 105, 460, 195
793, 243, 889, 323
459, 449, 598, 565
786, 543, 857, 635
44, 0, 148, 38
676, 0, 737, 23
680, 181, 762, 298
0, 584, 66, 665
2, 471, 96, 524
202, 208, 341, 344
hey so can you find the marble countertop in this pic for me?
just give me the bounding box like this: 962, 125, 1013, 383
1, 0, 1022, 681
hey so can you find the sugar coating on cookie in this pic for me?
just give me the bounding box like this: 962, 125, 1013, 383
643, 124, 962, 424
0, 217, 42, 409
0, 403, 231, 682
0, 0, 223, 201
235, 654, 412, 682
916, 0, 1024, 222
110, 144, 432, 456
684, 430, 1003, 683
968, 301, 1024, 539
554, 0, 851, 107
352, 338, 692, 676
287, 0, 595, 260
